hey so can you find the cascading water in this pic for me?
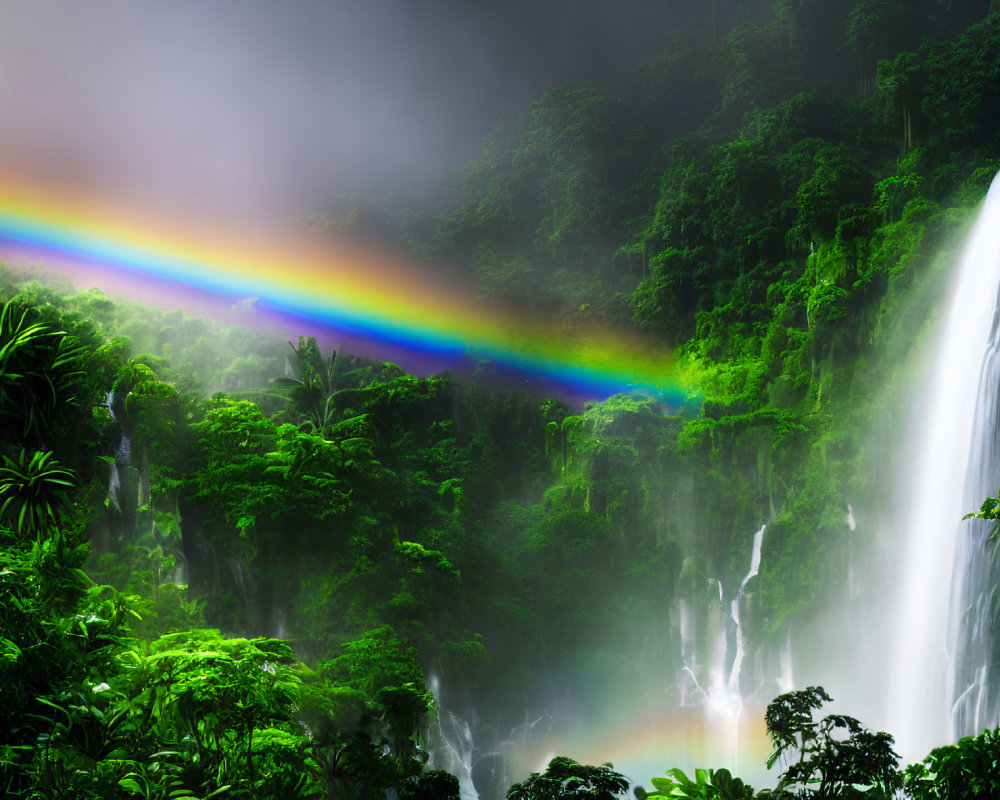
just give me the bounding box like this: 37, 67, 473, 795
102, 389, 142, 541
432, 710, 478, 800
950, 186, 1000, 741
777, 627, 795, 696
675, 524, 767, 773
886, 171, 1000, 760
728, 524, 765, 696
427, 673, 479, 800
105, 391, 130, 509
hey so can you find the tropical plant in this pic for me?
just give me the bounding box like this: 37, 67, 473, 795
0, 298, 88, 449
0, 449, 76, 537
903, 727, 1000, 799
764, 686, 902, 798
270, 336, 338, 431
637, 767, 756, 799
0, 539, 130, 798
135, 630, 304, 797
963, 489, 1000, 542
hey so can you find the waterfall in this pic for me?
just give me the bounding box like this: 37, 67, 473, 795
951, 196, 1000, 740
106, 391, 124, 508
886, 172, 1000, 760
777, 626, 794, 695
427, 673, 480, 800
728, 524, 765, 694
674, 524, 766, 773
104, 389, 141, 539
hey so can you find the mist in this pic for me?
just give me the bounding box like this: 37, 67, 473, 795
0, 0, 688, 227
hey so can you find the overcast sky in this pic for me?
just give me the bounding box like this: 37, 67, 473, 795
0, 0, 693, 227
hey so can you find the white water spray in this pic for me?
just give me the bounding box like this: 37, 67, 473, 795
427, 673, 479, 800
675, 525, 766, 772
777, 626, 794, 696
887, 172, 1000, 760
729, 524, 766, 694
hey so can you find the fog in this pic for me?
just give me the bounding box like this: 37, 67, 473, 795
0, 0, 692, 227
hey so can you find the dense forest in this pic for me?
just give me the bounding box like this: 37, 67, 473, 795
4, 0, 1000, 797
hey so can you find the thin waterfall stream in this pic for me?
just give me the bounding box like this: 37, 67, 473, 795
427, 673, 479, 800
728, 523, 765, 696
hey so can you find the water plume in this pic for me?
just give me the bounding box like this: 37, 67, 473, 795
885, 170, 1000, 760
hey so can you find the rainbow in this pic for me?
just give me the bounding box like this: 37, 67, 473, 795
0, 180, 695, 406
501, 698, 773, 791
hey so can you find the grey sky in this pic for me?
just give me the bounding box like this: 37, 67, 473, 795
0, 1, 688, 227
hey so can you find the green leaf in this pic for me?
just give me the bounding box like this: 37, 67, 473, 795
117, 777, 145, 795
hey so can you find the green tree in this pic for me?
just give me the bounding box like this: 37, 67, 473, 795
137, 630, 303, 798
904, 728, 1000, 799
110, 358, 180, 508
506, 756, 630, 800
764, 686, 901, 797
270, 336, 337, 431
632, 247, 704, 342
188, 407, 351, 541
403, 769, 461, 800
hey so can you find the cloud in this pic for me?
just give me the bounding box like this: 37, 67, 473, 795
0, 0, 684, 228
